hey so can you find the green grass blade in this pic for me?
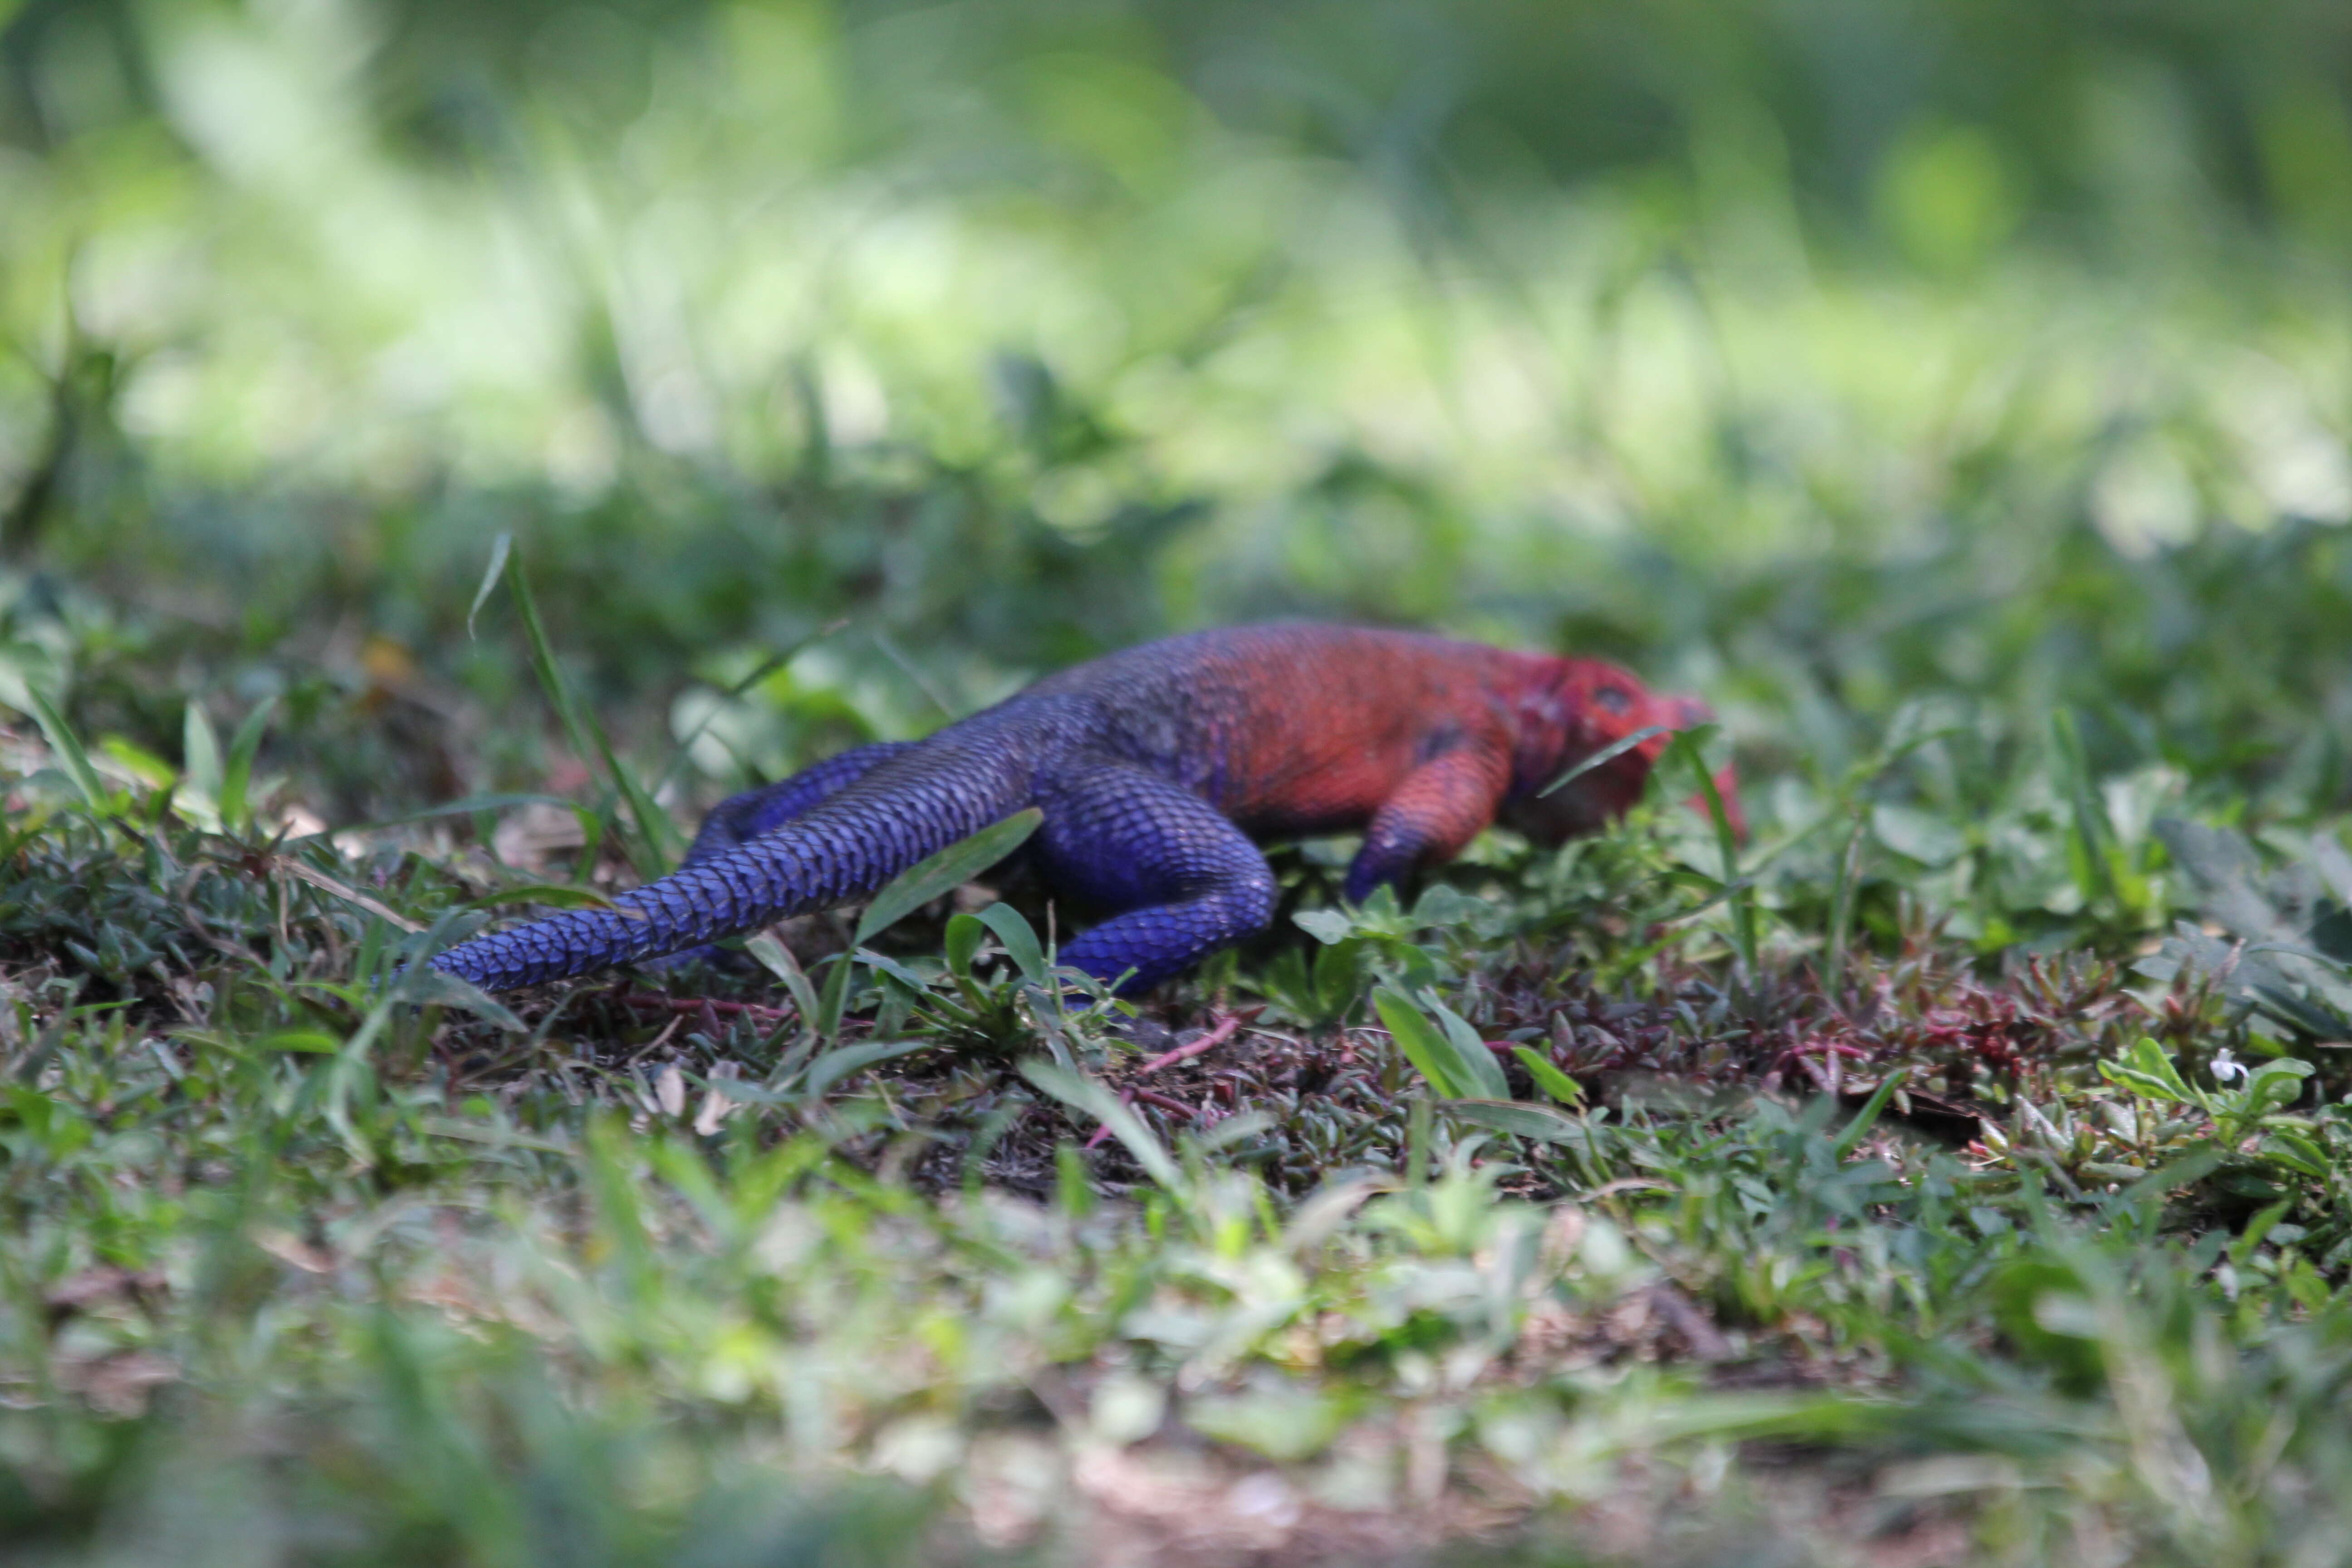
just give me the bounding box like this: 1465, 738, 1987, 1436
1539, 725, 1669, 797
802, 1037, 927, 1098
1445, 1098, 1591, 1148
2050, 708, 2117, 908
1825, 810, 1867, 1000
1660, 725, 1755, 975
501, 543, 681, 877
1830, 1068, 1909, 1161
1020, 1058, 1182, 1191
182, 699, 223, 803
854, 808, 1043, 944
976, 902, 1047, 985
1427, 992, 1511, 1099
466, 530, 512, 641
1512, 1046, 1585, 1107
813, 951, 856, 1044
220, 695, 278, 835
24, 684, 108, 811
1374, 986, 1506, 1099
649, 617, 848, 802
745, 932, 821, 1022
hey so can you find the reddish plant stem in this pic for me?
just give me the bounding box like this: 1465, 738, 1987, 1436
1084, 1009, 1259, 1149
1131, 1088, 1198, 1117
1084, 1085, 1214, 1150
1133, 1009, 1254, 1076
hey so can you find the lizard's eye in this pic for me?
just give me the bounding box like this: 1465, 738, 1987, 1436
1593, 686, 1632, 715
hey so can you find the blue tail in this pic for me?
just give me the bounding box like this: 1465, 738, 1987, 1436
428, 743, 1028, 991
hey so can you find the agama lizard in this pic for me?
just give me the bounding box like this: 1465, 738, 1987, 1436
427, 624, 1733, 994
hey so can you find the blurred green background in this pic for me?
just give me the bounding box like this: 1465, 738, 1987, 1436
3, 0, 2350, 829
11, 9, 2352, 1558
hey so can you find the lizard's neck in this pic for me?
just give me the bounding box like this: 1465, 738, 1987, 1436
1499, 657, 1590, 799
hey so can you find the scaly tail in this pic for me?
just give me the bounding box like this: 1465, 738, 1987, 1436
427, 742, 1030, 991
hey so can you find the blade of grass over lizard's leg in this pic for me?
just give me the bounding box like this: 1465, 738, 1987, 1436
853, 808, 1044, 945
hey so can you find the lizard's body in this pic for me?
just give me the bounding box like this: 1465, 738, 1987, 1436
428, 624, 1724, 993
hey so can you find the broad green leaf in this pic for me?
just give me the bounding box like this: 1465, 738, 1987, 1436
2231, 1199, 2295, 1269
2260, 1130, 2329, 1178
944, 913, 988, 978
1375, 987, 1465, 1096
2240, 1058, 2315, 1116
1374, 987, 1505, 1100
182, 701, 223, 802
259, 1030, 342, 1054
99, 736, 175, 790
1513, 1046, 1585, 1107
1426, 993, 1511, 1100
1406, 884, 1486, 929
2099, 1038, 2195, 1105
813, 950, 857, 1043
1870, 803, 1966, 866
1019, 1058, 1182, 1191
1444, 1098, 1591, 1147
2117, 1148, 2225, 1206
390, 965, 529, 1032
24, 685, 108, 810
855, 948, 934, 994
1186, 1386, 1354, 1463
1292, 908, 1355, 944
977, 902, 1046, 984
854, 808, 1044, 944
220, 695, 278, 835
745, 932, 820, 1023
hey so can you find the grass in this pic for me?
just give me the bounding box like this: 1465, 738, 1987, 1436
7, 0, 2352, 1560
6, 588, 2352, 1563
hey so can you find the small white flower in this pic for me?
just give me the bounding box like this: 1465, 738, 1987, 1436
2210, 1048, 2247, 1085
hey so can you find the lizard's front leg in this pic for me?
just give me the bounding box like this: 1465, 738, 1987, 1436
1033, 760, 1279, 994
1342, 746, 1512, 903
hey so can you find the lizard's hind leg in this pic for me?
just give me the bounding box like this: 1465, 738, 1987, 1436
683, 741, 917, 865
649, 740, 918, 974
1035, 761, 1278, 995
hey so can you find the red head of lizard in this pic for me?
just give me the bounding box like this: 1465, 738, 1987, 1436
1500, 657, 1745, 844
